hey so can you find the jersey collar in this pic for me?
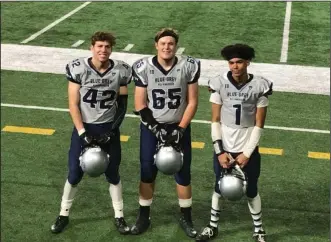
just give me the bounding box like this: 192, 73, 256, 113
227, 71, 254, 90
152, 56, 178, 75
87, 57, 114, 77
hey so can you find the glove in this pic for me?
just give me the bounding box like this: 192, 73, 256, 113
149, 124, 167, 143
79, 131, 95, 148
165, 126, 185, 147
97, 131, 115, 144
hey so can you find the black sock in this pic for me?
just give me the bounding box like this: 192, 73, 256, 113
180, 207, 192, 222
139, 205, 150, 219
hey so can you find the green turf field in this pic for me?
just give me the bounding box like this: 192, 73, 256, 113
1, 2, 330, 66
1, 2, 330, 242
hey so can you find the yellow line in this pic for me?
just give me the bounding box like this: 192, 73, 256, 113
308, 152, 330, 160
2, 125, 55, 135
120, 135, 130, 142
192, 142, 205, 149
259, 147, 284, 155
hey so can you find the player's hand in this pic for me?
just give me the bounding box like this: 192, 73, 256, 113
165, 126, 185, 147
218, 153, 230, 168
150, 124, 167, 143
97, 131, 115, 144
235, 153, 249, 168
79, 131, 95, 147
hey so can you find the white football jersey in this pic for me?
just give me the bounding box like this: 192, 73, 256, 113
66, 57, 132, 124
209, 71, 273, 152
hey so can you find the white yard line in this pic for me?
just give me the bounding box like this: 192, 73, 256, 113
280, 1, 292, 63
71, 40, 85, 47
123, 44, 134, 51
21, 2, 91, 44
1, 103, 329, 134
176, 47, 185, 55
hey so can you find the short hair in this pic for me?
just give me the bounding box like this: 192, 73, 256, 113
91, 31, 116, 46
221, 44, 255, 61
154, 28, 179, 43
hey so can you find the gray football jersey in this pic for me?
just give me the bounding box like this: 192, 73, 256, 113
209, 71, 273, 128
66, 57, 132, 124
132, 55, 200, 123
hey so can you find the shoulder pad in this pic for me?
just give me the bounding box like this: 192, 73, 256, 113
133, 58, 148, 74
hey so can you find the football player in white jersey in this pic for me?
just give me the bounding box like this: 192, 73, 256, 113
196, 44, 272, 242
131, 28, 200, 238
50, 32, 132, 235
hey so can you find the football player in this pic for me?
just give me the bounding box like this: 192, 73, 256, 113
50, 31, 132, 235
195, 44, 272, 242
130, 28, 200, 238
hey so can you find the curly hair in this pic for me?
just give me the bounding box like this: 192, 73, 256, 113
221, 44, 255, 60
91, 31, 116, 46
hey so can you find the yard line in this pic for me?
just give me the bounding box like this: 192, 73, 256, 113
280, 1, 292, 63
176, 47, 185, 55
71, 40, 85, 48
123, 44, 134, 51
21, 2, 91, 44
1, 103, 329, 134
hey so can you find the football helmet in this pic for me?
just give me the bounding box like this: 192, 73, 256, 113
79, 145, 110, 177
154, 144, 183, 175
218, 164, 247, 201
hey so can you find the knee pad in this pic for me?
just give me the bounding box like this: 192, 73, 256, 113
68, 171, 83, 186
106, 174, 120, 185
246, 181, 258, 198
140, 161, 157, 183
175, 172, 191, 186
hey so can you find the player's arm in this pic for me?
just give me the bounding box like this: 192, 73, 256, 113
111, 86, 128, 131
242, 98, 268, 158
68, 81, 84, 134
178, 81, 198, 129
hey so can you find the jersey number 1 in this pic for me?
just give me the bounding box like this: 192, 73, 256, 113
83, 89, 116, 109
233, 104, 241, 125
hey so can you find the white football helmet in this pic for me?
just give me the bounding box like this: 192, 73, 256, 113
154, 145, 183, 175
218, 164, 247, 201
79, 145, 110, 177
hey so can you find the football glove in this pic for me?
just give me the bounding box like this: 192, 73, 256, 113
149, 124, 167, 143
79, 131, 95, 148
96, 131, 115, 144
165, 126, 185, 147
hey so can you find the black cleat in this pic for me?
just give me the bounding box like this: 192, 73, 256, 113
253, 229, 266, 242
195, 225, 218, 241
114, 217, 130, 235
179, 216, 197, 238
51, 215, 69, 234
130, 216, 151, 235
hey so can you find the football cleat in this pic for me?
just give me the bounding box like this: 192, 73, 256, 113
114, 217, 130, 235
179, 216, 197, 238
51, 215, 69, 233
130, 216, 151, 235
253, 229, 266, 242
195, 225, 218, 241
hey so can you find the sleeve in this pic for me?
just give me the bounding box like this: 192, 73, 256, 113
132, 59, 148, 87
65, 59, 82, 84
260, 76, 273, 97
208, 76, 222, 105
187, 57, 201, 84
119, 62, 132, 86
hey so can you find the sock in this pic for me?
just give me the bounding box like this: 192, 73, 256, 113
139, 198, 152, 218
179, 198, 192, 222
109, 181, 124, 218
60, 179, 78, 216
210, 192, 221, 228
247, 193, 263, 232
